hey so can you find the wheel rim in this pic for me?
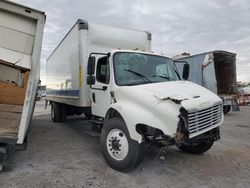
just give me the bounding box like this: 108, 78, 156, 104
106, 129, 129, 161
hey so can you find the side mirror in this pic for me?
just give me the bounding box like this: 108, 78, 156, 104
87, 75, 95, 85
182, 63, 190, 80
87, 56, 95, 75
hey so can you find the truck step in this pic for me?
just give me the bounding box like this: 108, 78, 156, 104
81, 123, 102, 137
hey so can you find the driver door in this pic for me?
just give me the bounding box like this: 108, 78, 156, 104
90, 56, 112, 117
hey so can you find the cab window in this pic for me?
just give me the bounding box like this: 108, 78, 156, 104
96, 57, 110, 84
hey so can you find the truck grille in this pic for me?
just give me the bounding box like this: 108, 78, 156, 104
187, 103, 223, 134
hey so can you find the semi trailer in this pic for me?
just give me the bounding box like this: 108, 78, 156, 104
0, 0, 45, 170
46, 20, 223, 172
173, 51, 239, 114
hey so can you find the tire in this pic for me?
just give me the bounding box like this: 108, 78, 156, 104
223, 105, 231, 114
60, 104, 67, 122
101, 117, 145, 172
177, 140, 214, 155
51, 102, 61, 122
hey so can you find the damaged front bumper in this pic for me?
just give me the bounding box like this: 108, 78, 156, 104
176, 126, 220, 146
175, 102, 223, 145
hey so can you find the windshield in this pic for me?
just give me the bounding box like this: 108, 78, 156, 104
113, 52, 180, 86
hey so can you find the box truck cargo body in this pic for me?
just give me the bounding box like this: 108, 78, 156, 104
174, 51, 239, 114
46, 20, 223, 172
0, 0, 45, 170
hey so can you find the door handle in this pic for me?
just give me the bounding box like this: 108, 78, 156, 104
92, 93, 96, 103
90, 85, 107, 91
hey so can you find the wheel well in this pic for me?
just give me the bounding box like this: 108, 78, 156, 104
136, 124, 164, 137
105, 109, 168, 143
105, 110, 165, 137
136, 124, 173, 145
105, 108, 122, 121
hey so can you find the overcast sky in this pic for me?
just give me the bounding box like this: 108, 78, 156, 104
14, 0, 250, 84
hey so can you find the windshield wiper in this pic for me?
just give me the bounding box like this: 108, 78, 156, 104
124, 69, 152, 83
154, 74, 176, 81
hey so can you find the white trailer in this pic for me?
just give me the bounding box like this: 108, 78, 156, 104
173, 51, 239, 114
46, 20, 223, 172
0, 0, 45, 170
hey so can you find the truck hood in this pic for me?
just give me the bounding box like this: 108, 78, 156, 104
116, 81, 222, 111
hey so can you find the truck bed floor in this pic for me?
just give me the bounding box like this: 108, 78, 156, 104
0, 104, 22, 138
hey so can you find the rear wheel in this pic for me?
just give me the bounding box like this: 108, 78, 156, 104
60, 104, 67, 122
223, 105, 231, 114
51, 102, 61, 122
177, 140, 214, 154
101, 118, 145, 172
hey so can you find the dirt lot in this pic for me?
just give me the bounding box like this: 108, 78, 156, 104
1, 100, 250, 188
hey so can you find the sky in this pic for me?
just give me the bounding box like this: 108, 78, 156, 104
13, 0, 250, 84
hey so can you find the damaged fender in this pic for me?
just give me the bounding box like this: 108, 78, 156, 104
107, 100, 181, 143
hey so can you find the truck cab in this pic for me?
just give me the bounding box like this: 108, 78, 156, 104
86, 49, 223, 172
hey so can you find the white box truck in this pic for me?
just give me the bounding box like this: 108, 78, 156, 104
46, 20, 223, 172
173, 51, 239, 114
0, 0, 46, 170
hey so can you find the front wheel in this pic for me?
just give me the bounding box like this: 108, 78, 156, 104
101, 118, 145, 172
177, 140, 214, 155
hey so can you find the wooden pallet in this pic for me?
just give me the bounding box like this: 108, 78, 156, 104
0, 104, 23, 138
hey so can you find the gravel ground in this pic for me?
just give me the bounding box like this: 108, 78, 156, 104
0, 100, 250, 188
